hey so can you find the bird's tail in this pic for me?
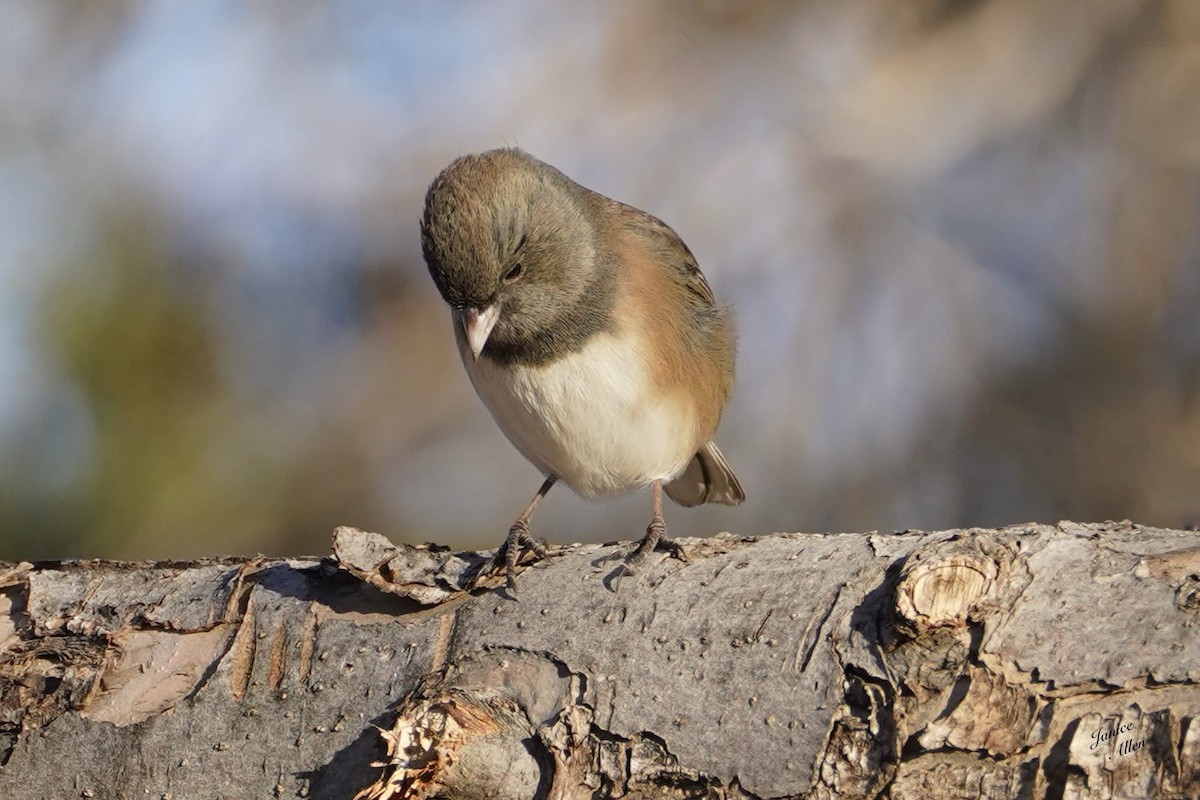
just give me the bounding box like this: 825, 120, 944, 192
664, 441, 745, 507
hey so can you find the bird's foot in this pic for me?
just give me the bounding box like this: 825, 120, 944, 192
502, 520, 549, 593
468, 520, 549, 594
623, 514, 686, 574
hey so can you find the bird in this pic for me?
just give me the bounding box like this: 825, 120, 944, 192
420, 148, 743, 590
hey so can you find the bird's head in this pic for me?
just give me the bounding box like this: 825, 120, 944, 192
421, 148, 607, 362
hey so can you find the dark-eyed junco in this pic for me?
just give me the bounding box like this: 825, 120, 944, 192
421, 148, 743, 589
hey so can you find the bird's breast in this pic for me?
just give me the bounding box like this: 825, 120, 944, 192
462, 332, 698, 497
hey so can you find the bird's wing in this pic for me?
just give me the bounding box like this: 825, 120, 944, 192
617, 202, 717, 307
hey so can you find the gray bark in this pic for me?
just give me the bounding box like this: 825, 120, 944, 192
0, 521, 1197, 799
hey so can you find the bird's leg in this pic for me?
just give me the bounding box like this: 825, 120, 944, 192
625, 479, 685, 571
480, 476, 556, 593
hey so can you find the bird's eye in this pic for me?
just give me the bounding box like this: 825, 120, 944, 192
503, 262, 523, 283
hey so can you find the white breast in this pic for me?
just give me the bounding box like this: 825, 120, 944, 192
462, 332, 697, 498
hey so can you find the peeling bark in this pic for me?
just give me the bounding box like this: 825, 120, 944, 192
0, 522, 1197, 799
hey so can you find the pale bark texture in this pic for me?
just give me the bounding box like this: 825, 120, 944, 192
0, 521, 1198, 799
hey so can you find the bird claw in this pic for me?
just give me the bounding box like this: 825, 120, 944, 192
469, 521, 549, 594
622, 514, 686, 575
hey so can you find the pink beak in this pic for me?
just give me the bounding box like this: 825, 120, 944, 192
462, 305, 501, 360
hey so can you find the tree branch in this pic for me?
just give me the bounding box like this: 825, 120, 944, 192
0, 522, 1197, 799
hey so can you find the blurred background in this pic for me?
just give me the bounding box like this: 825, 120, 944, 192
1, 1, 1197, 560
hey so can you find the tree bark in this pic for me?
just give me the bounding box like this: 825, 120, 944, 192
0, 521, 1197, 799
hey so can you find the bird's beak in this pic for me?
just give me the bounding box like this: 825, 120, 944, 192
462, 304, 501, 360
